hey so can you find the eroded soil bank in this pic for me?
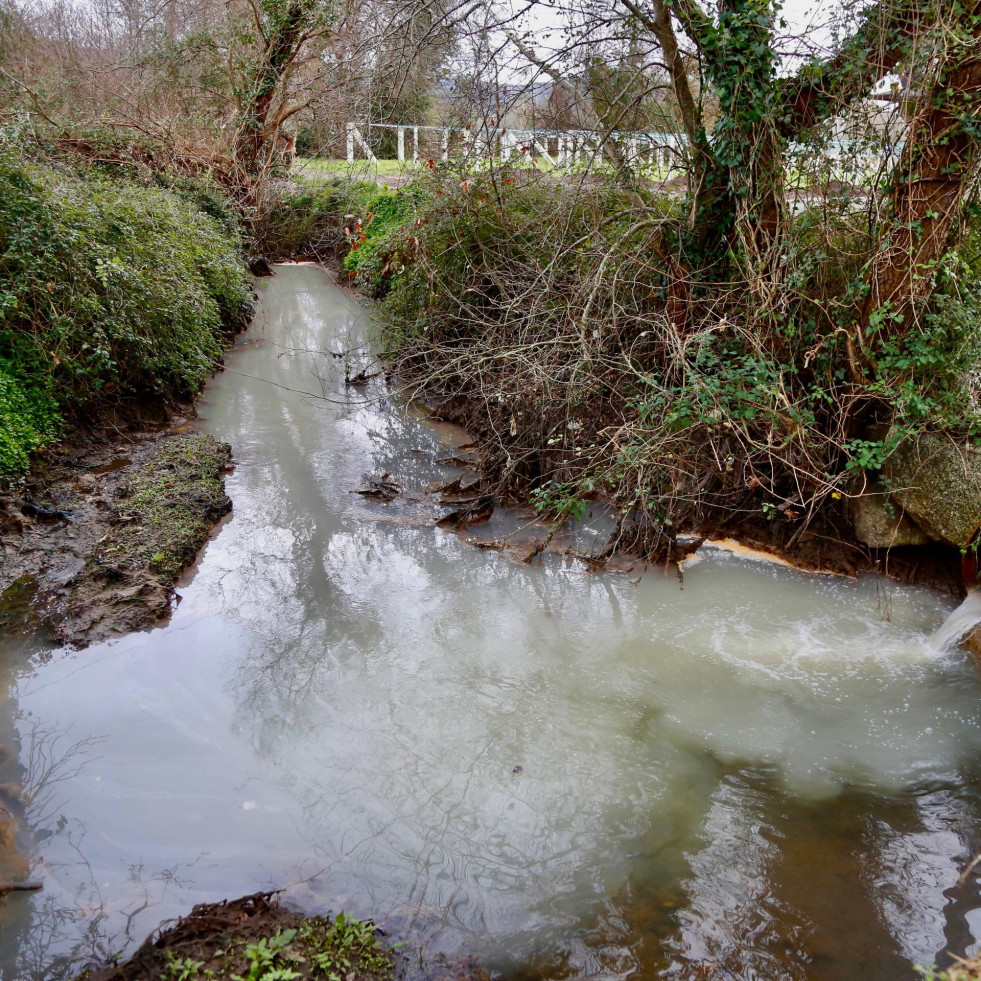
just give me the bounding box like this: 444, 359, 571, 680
0, 412, 233, 648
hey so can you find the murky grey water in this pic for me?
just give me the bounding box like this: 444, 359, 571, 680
2, 264, 981, 980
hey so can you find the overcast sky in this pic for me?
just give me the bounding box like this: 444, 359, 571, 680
496, 0, 846, 81
782, 0, 834, 33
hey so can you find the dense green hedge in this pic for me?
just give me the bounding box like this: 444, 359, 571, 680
0, 152, 252, 477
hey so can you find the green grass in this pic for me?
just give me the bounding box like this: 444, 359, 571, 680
294, 155, 681, 183
294, 157, 412, 179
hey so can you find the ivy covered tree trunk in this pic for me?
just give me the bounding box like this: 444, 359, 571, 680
232, 0, 323, 177
656, 0, 935, 278
674, 0, 785, 271
855, 2, 981, 362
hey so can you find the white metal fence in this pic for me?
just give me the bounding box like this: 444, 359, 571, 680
344, 121, 904, 183
345, 122, 686, 172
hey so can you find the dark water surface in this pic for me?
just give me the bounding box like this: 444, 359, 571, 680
2, 264, 981, 980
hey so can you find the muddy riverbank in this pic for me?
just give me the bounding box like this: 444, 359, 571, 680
395, 386, 967, 597
0, 409, 233, 648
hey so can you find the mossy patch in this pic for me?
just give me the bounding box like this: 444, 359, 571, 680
883, 431, 981, 547
116, 433, 233, 580
58, 433, 232, 644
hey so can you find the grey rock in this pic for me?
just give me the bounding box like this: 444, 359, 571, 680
883, 431, 981, 547
850, 481, 931, 548
73, 474, 97, 494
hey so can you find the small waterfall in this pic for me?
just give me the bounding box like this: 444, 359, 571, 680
932, 590, 981, 654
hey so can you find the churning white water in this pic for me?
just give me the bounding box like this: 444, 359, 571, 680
933, 590, 981, 654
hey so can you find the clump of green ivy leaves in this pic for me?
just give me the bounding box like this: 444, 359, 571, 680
341, 187, 418, 295
0, 148, 251, 477
154, 913, 394, 981
531, 479, 591, 523
231, 929, 300, 981
304, 912, 394, 981
0, 359, 61, 475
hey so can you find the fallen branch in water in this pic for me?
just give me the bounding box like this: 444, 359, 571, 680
0, 881, 42, 893
957, 851, 981, 888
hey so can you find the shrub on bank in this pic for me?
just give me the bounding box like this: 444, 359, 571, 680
0, 151, 251, 476
341, 185, 417, 293
254, 178, 375, 260
0, 362, 61, 475
255, 176, 415, 285
343, 165, 981, 560
254, 179, 350, 259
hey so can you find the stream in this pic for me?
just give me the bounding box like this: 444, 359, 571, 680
2, 263, 981, 980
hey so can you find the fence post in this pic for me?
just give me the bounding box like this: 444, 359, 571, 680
347, 123, 377, 163
532, 133, 556, 167
397, 126, 405, 162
